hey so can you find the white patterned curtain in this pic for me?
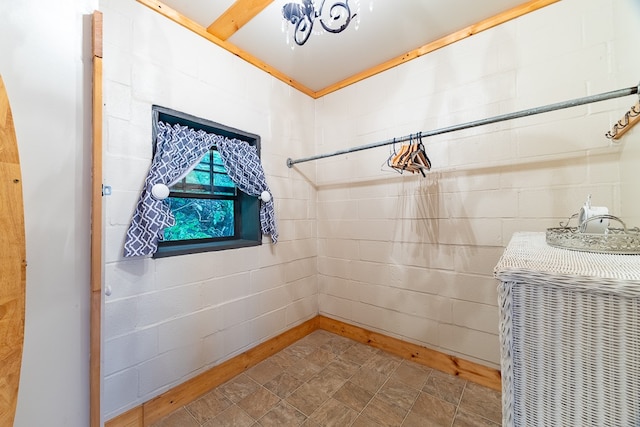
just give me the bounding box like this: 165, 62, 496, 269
216, 138, 278, 243
124, 122, 224, 257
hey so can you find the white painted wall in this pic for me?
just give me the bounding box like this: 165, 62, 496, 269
2, 0, 636, 424
100, 0, 318, 420
0, 0, 98, 426
314, 0, 640, 369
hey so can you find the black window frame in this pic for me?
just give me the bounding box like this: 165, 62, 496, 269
152, 105, 262, 258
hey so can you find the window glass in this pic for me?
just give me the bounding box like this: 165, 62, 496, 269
153, 106, 261, 258
163, 197, 235, 241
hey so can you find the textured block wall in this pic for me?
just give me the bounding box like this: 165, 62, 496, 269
313, 0, 640, 369
101, 0, 318, 419
101, 0, 640, 421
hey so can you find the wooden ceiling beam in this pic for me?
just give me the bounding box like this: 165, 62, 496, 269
207, 0, 274, 41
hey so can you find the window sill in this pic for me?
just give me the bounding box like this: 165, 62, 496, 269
153, 239, 261, 258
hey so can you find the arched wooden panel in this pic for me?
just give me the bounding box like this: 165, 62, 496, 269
0, 74, 26, 426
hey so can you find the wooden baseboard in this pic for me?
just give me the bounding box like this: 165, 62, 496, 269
315, 315, 501, 391
105, 406, 142, 427
106, 315, 500, 426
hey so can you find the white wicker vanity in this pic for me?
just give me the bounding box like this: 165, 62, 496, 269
495, 232, 640, 426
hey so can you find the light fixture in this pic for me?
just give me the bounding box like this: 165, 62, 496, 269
282, 0, 360, 47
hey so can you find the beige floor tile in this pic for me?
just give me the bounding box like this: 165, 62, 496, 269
284, 341, 317, 359
423, 369, 467, 405
306, 367, 348, 396
409, 391, 456, 426
237, 387, 281, 420
264, 372, 304, 399
149, 407, 199, 427
360, 396, 408, 426
363, 352, 402, 377
332, 381, 374, 413
453, 409, 501, 426
322, 357, 360, 380
286, 382, 331, 416
202, 405, 255, 427
392, 360, 432, 390
320, 334, 356, 355
339, 342, 379, 365
350, 366, 388, 395
458, 383, 502, 424
300, 330, 334, 347
376, 377, 420, 412
258, 400, 307, 427
270, 350, 302, 370
402, 410, 450, 427
148, 332, 503, 427
217, 373, 260, 403
305, 347, 336, 369
246, 358, 285, 385
306, 398, 359, 426
351, 413, 386, 427
288, 358, 322, 381
185, 389, 232, 424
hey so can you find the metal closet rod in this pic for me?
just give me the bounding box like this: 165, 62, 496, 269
286, 83, 640, 168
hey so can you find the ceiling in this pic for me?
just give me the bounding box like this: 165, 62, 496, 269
137, 0, 557, 97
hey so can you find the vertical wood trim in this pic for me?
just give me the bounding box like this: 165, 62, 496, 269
91, 10, 103, 427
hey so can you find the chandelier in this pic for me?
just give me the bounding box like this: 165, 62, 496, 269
282, 0, 360, 47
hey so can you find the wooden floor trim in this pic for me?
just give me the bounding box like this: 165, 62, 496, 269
142, 317, 317, 426
315, 315, 501, 391
105, 315, 500, 426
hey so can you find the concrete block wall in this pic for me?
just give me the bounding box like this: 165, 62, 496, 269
100, 0, 640, 420
101, 0, 318, 419
313, 0, 640, 369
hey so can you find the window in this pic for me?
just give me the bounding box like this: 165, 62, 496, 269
153, 106, 261, 258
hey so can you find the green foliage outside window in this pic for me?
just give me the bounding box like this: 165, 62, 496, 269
163, 149, 237, 241
163, 198, 234, 240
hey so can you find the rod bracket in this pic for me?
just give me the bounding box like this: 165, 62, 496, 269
286, 158, 294, 168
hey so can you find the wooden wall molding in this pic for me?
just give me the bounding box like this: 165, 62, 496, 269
105, 315, 500, 426
135, 0, 558, 99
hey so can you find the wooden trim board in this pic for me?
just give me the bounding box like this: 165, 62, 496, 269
91, 11, 104, 427
0, 74, 27, 427
105, 315, 500, 426
140, 316, 318, 426
316, 0, 560, 97
206, 0, 274, 41
315, 315, 501, 391
136, 0, 558, 98
135, 0, 315, 98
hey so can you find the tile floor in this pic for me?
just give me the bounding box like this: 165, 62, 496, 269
151, 330, 502, 427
